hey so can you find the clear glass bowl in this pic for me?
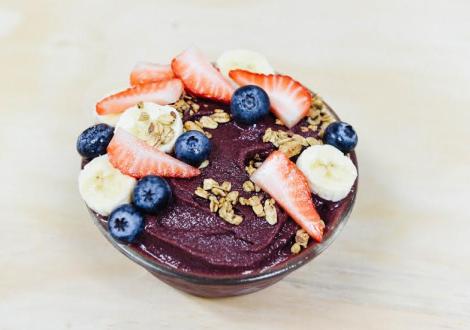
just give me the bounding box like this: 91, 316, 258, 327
88, 153, 358, 298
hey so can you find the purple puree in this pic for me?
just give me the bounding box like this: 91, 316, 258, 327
91, 96, 357, 277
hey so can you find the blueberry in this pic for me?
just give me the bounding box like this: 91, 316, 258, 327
230, 85, 270, 125
133, 176, 172, 214
77, 124, 114, 159
174, 131, 211, 166
108, 204, 144, 243
323, 121, 358, 153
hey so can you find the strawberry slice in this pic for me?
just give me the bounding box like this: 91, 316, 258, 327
96, 79, 183, 115
229, 70, 312, 128
107, 129, 200, 178
171, 47, 234, 103
250, 151, 324, 242
130, 62, 175, 86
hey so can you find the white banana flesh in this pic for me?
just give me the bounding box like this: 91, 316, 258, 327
296, 145, 357, 202
95, 112, 121, 126
216, 49, 274, 80
115, 102, 183, 153
78, 155, 136, 216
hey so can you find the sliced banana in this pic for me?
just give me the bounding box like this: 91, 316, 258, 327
115, 102, 183, 153
216, 49, 274, 80
95, 112, 121, 126
296, 144, 357, 202
78, 155, 136, 216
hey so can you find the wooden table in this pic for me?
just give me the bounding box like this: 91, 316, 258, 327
1, 0, 469, 329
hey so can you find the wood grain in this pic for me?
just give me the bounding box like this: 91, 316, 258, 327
1, 0, 469, 329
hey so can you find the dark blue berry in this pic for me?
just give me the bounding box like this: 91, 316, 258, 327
108, 204, 144, 243
133, 176, 172, 214
230, 85, 270, 125
323, 121, 358, 153
174, 131, 211, 166
77, 124, 114, 159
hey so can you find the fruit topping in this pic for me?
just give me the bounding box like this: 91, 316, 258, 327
115, 102, 183, 153
229, 70, 312, 128
216, 49, 274, 80
132, 176, 172, 214
95, 112, 121, 127
174, 131, 212, 167
78, 155, 136, 216
230, 85, 270, 125
107, 128, 200, 178
323, 121, 358, 153
108, 204, 144, 243
250, 151, 324, 242
171, 47, 234, 103
296, 144, 357, 202
96, 79, 183, 115
76, 124, 114, 159
130, 62, 174, 86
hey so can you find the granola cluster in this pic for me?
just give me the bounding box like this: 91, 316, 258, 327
300, 97, 336, 136
239, 195, 278, 225
183, 109, 231, 139
194, 175, 278, 225
244, 157, 263, 175
195, 179, 243, 225
238, 155, 277, 224
290, 229, 310, 254
242, 180, 260, 193
171, 94, 200, 115
172, 93, 232, 142
135, 103, 177, 148
263, 128, 322, 158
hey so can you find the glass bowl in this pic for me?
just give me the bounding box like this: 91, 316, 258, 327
88, 152, 357, 298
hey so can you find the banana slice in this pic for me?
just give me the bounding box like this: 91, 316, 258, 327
296, 144, 357, 202
216, 49, 274, 80
78, 155, 136, 216
115, 102, 183, 153
95, 112, 121, 126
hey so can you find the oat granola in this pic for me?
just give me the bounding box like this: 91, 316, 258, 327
306, 96, 336, 136
194, 179, 244, 225
291, 229, 310, 254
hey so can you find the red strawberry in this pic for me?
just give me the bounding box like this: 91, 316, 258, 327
96, 79, 183, 115
229, 70, 312, 128
171, 47, 234, 103
250, 151, 324, 242
107, 129, 200, 178
130, 62, 175, 86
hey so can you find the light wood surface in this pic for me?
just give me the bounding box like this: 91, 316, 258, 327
1, 0, 469, 329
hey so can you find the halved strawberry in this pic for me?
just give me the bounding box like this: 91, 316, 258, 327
107, 129, 200, 178
171, 47, 234, 103
250, 151, 324, 242
229, 70, 312, 128
130, 62, 175, 86
96, 79, 183, 115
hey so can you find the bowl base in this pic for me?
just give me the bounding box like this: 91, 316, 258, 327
150, 270, 288, 298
